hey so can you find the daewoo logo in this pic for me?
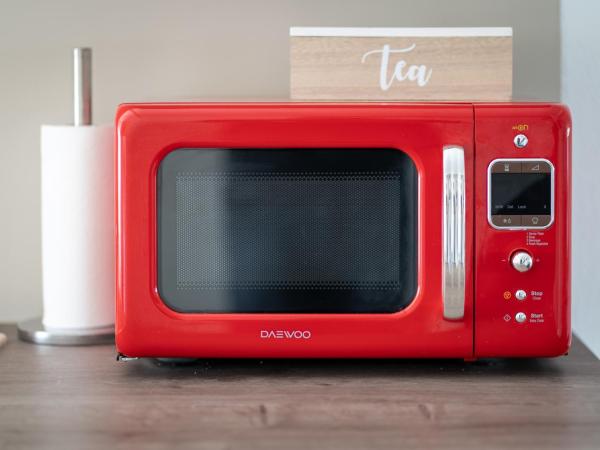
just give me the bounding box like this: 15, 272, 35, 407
260, 330, 312, 340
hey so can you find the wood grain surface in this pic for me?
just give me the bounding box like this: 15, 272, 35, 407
1, 324, 599, 450
291, 36, 512, 101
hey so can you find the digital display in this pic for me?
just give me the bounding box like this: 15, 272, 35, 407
491, 172, 551, 215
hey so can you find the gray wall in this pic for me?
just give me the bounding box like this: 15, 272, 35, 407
0, 0, 560, 321
561, 0, 600, 358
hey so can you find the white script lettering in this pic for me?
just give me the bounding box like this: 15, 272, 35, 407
361, 44, 433, 90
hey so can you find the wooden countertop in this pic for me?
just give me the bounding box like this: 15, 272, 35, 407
1, 323, 599, 449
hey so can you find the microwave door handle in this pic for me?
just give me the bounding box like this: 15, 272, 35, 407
442, 146, 466, 320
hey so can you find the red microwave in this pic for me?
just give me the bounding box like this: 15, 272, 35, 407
115, 102, 571, 360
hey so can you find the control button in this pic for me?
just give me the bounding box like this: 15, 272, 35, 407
492, 161, 522, 173
511, 251, 533, 273
503, 291, 512, 300
515, 312, 527, 323
521, 215, 551, 227
522, 161, 551, 173
515, 290, 527, 301
491, 215, 522, 227
514, 134, 528, 149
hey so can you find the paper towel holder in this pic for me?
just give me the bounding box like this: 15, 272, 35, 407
18, 47, 115, 346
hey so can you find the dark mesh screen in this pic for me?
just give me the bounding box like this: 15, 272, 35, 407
158, 148, 417, 313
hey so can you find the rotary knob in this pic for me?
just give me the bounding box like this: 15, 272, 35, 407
511, 251, 533, 273
514, 134, 529, 149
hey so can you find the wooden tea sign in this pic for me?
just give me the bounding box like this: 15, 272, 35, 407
290, 27, 513, 101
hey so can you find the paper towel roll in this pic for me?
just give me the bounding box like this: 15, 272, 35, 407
41, 124, 114, 330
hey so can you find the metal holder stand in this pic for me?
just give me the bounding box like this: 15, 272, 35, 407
17, 318, 114, 346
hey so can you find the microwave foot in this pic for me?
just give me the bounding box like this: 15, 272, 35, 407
463, 357, 478, 363
154, 358, 200, 365
116, 353, 139, 362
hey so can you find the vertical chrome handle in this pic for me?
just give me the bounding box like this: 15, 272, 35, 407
443, 146, 465, 320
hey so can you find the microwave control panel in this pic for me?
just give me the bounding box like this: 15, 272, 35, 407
474, 104, 571, 358
488, 158, 554, 229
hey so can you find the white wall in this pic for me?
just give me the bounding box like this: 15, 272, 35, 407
561, 0, 600, 358
0, 0, 560, 321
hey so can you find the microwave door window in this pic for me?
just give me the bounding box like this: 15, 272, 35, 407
157, 148, 418, 313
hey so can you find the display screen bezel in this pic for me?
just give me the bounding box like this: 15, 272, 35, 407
487, 158, 554, 230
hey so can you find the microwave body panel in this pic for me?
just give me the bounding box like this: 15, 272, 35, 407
115, 102, 571, 359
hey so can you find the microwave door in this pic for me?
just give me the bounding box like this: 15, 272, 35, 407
156, 148, 418, 314
116, 103, 479, 358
